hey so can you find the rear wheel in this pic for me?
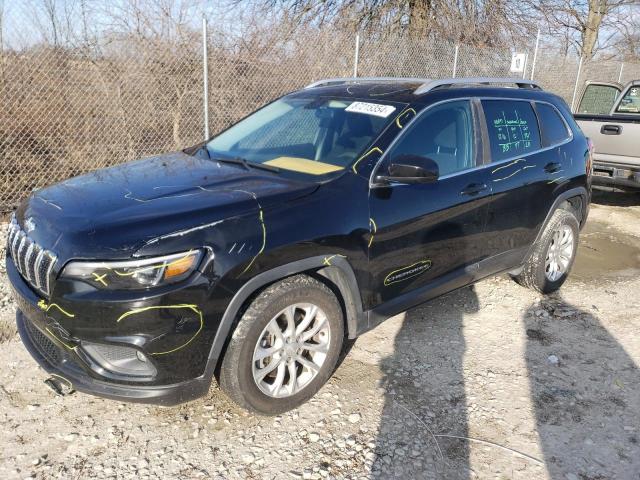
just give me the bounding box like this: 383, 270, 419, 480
512, 209, 579, 294
219, 274, 344, 414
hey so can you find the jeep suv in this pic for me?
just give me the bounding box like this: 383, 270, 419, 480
7, 77, 591, 414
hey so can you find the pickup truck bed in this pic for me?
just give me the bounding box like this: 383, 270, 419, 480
574, 81, 640, 189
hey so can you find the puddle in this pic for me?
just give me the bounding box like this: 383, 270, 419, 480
572, 221, 640, 280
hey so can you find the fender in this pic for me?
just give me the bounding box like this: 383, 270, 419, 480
206, 255, 365, 372
525, 185, 589, 260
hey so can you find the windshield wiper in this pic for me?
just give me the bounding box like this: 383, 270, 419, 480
210, 155, 281, 173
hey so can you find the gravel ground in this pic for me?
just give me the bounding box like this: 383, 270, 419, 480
1, 190, 640, 480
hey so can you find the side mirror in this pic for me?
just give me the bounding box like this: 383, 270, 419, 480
375, 154, 439, 185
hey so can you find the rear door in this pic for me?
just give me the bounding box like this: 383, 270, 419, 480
480, 98, 566, 267
367, 99, 493, 307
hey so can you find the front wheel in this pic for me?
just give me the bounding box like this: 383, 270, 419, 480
218, 274, 344, 414
512, 209, 579, 294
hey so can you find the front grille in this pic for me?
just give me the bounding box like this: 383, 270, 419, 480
24, 318, 62, 365
6, 215, 57, 297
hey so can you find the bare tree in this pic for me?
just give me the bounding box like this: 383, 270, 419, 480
41, 0, 60, 46
241, 0, 535, 47
525, 0, 634, 58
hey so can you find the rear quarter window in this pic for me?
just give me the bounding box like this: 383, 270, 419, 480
481, 100, 542, 162
535, 103, 571, 147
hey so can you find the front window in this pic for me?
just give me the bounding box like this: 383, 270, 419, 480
385, 100, 476, 176
206, 96, 402, 175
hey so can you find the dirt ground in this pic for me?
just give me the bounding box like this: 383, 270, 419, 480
1, 189, 639, 480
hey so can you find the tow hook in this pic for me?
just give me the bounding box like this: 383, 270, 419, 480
44, 375, 75, 396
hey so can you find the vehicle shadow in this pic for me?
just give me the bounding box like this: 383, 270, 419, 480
371, 285, 478, 479
591, 187, 640, 207
524, 295, 640, 478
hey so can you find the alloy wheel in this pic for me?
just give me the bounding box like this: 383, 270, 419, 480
252, 303, 331, 398
545, 224, 574, 282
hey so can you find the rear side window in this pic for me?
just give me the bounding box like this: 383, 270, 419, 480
616, 86, 640, 114
535, 103, 571, 147
482, 100, 541, 162
578, 84, 620, 114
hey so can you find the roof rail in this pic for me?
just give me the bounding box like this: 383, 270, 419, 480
414, 77, 542, 94
305, 77, 432, 89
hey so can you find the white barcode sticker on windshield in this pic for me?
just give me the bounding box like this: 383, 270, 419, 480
345, 101, 396, 118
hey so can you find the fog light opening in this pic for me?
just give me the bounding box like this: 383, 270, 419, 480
81, 342, 157, 380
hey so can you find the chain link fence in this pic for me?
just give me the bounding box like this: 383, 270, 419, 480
2, 20, 639, 212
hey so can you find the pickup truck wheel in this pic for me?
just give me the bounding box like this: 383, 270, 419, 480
218, 274, 344, 415
512, 209, 579, 294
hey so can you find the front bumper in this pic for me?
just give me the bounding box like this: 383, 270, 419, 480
7, 254, 218, 405
16, 310, 210, 405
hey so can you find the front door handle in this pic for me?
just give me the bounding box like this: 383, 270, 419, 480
601, 124, 622, 135
460, 183, 488, 196
544, 162, 561, 173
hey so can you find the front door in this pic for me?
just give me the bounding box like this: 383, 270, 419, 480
367, 99, 492, 308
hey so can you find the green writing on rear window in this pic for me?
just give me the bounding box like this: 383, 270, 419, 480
481, 100, 542, 163
492, 110, 533, 154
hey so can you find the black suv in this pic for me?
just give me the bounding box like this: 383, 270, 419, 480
7, 77, 591, 414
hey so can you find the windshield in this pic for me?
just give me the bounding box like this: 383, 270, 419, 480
206, 96, 402, 176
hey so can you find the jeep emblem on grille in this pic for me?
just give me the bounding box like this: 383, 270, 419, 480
24, 217, 36, 233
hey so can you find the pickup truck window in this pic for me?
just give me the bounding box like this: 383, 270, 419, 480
616, 87, 640, 114
481, 100, 541, 162
578, 84, 620, 115
535, 103, 570, 147
387, 100, 475, 176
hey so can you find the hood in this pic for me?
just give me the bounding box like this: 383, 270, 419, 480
17, 151, 318, 260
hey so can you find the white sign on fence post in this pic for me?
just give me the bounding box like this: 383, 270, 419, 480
510, 53, 526, 74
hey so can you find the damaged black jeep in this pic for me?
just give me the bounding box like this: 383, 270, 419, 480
7, 77, 591, 414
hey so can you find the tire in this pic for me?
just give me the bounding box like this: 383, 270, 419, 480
218, 274, 344, 414
512, 208, 579, 294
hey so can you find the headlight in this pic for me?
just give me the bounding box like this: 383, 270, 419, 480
61, 250, 202, 290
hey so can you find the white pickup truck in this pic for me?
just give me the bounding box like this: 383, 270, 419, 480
574, 80, 640, 190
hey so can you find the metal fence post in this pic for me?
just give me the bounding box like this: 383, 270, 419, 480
571, 56, 584, 112
353, 33, 360, 78
522, 52, 529, 79
530, 29, 540, 80
618, 62, 624, 83
202, 16, 210, 141
452, 45, 459, 78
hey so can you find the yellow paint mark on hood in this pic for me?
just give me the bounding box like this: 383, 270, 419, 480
264, 157, 344, 175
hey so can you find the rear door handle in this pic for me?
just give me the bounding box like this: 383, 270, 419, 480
544, 162, 561, 173
460, 183, 488, 196
601, 124, 622, 135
